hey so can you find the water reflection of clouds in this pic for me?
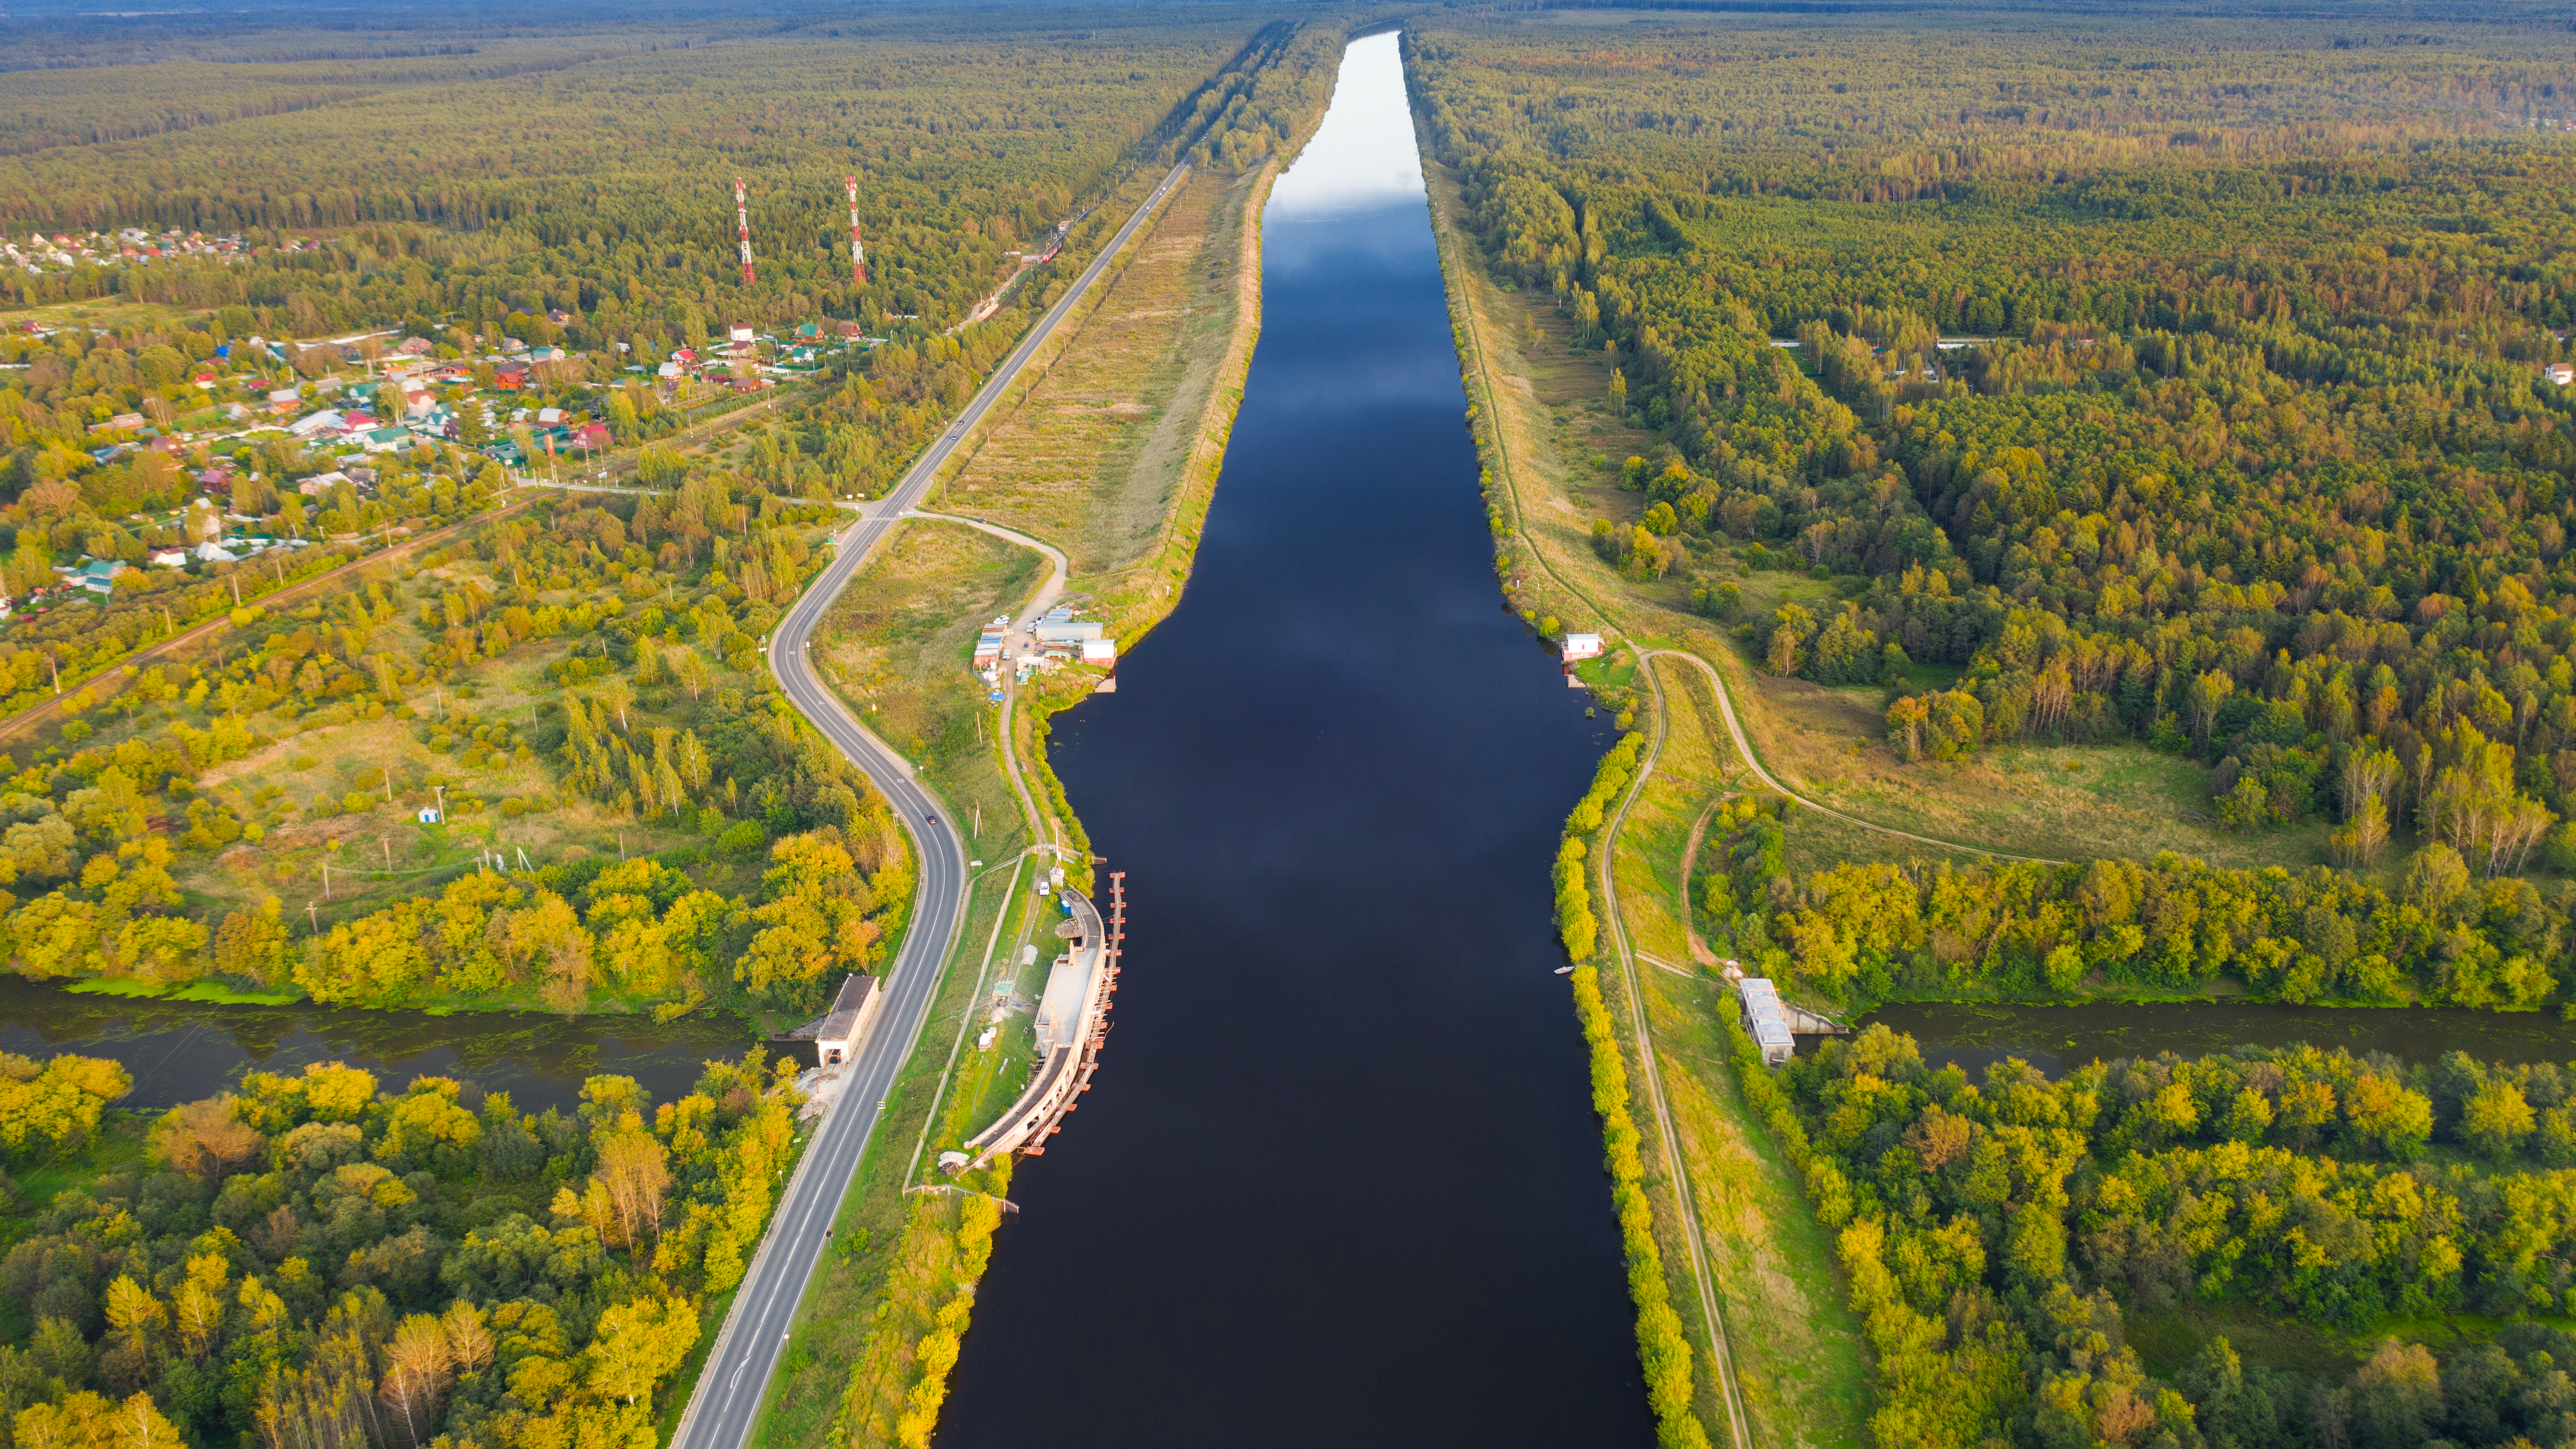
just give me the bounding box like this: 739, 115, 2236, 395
1264, 205, 1430, 276
1249, 349, 1461, 414
1267, 32, 1421, 221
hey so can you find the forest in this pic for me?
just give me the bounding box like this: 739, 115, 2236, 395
1738, 1019, 2576, 1448
1411, 12, 2576, 879
0, 9, 1300, 340
1697, 795, 2569, 1010
0, 1051, 801, 1449
1417, 8, 2576, 1447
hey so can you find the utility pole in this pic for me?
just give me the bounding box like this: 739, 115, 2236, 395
381, 837, 391, 869
433, 783, 445, 822
230, 574, 240, 607
321, 859, 330, 899
307, 901, 318, 935
382, 766, 393, 803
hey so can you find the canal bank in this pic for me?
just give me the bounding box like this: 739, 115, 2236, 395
769, 29, 1351, 1449
939, 31, 1653, 1447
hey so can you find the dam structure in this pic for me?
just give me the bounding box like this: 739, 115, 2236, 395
960, 871, 1126, 1167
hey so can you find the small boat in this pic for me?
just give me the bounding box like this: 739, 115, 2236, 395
1553, 965, 1575, 975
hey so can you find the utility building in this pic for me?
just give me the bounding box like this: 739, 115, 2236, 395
1031, 606, 1103, 646
789, 971, 883, 1068
1738, 977, 1795, 1065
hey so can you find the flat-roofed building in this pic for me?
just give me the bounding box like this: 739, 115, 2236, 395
1739, 977, 1795, 1065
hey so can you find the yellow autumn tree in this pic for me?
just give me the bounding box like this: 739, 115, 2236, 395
738, 834, 881, 995
0, 1053, 130, 1157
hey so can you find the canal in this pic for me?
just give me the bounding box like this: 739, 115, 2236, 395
0, 976, 753, 1115
939, 31, 1655, 1449
1866, 999, 2576, 1080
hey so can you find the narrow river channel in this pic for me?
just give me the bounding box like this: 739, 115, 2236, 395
0, 976, 752, 1115
1866, 999, 2576, 1080
938, 32, 1654, 1447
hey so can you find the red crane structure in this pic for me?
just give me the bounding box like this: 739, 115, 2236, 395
734, 177, 755, 287
845, 176, 868, 288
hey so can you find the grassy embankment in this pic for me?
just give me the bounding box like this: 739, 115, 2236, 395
763, 65, 1327, 1444
1611, 654, 1872, 1448
1404, 39, 2416, 1441
1413, 75, 1873, 1449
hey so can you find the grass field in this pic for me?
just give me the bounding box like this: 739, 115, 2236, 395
934, 159, 1265, 650
943, 165, 1239, 566
814, 517, 1041, 856
44, 529, 723, 938
2125, 1297, 2365, 1382
1601, 653, 1873, 1449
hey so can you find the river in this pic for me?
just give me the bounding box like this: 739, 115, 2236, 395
1865, 999, 2576, 1080
0, 977, 752, 1115
938, 32, 1654, 1448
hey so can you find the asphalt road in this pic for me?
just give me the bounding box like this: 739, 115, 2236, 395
666, 157, 1194, 1449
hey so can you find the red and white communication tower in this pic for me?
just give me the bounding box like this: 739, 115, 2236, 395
734, 177, 755, 287
845, 176, 868, 287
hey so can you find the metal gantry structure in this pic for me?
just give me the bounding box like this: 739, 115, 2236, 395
734, 177, 755, 287
845, 176, 868, 288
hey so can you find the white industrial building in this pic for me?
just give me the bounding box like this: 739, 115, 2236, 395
1738, 977, 1795, 1065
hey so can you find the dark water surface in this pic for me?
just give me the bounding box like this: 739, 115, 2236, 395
940, 34, 1652, 1449
0, 976, 753, 1115
1868, 999, 2576, 1079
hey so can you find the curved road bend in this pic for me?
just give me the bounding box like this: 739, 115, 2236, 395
669, 157, 1195, 1449
904, 509, 1069, 840
1639, 648, 2065, 867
